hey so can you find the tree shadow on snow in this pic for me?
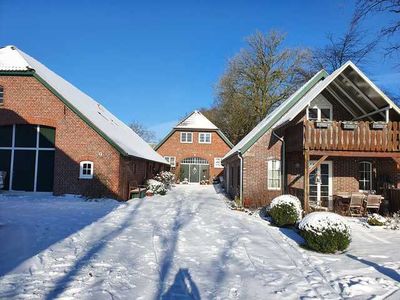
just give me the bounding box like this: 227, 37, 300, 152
161, 268, 201, 300
0, 197, 119, 278
42, 198, 146, 300
154, 200, 201, 300
346, 254, 400, 282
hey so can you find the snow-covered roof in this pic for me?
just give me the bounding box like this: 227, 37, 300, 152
154, 110, 234, 150
0, 46, 168, 164
223, 70, 328, 160
223, 61, 400, 161
174, 110, 218, 130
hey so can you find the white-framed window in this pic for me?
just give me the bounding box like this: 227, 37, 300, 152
267, 159, 281, 190
164, 156, 176, 167
359, 161, 372, 191
307, 95, 333, 121
79, 161, 94, 179
199, 132, 212, 144
180, 132, 193, 143
0, 86, 3, 105
214, 157, 223, 168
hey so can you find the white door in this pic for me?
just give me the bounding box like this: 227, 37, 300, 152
309, 161, 333, 209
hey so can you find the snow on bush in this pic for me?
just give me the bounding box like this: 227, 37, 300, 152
385, 212, 400, 230
154, 171, 175, 188
367, 213, 386, 226
299, 212, 351, 253
146, 179, 167, 195
269, 195, 302, 227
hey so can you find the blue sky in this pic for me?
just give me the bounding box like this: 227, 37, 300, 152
0, 0, 398, 140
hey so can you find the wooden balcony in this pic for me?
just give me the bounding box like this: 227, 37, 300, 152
304, 121, 400, 154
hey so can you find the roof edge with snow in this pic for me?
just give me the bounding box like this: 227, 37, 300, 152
222, 69, 329, 161
0, 45, 168, 165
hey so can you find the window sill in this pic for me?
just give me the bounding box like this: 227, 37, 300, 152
79, 176, 93, 180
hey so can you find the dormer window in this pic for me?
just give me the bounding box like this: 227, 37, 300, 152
0, 86, 3, 105
307, 94, 333, 121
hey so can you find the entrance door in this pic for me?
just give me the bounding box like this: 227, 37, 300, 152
309, 161, 333, 209
189, 165, 200, 183
180, 157, 209, 183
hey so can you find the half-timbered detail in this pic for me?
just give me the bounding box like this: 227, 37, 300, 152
223, 61, 400, 213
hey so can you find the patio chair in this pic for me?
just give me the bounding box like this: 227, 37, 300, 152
348, 192, 365, 217
128, 181, 146, 199
366, 194, 382, 214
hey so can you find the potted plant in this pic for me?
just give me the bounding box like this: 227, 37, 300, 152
371, 121, 387, 129
342, 121, 358, 130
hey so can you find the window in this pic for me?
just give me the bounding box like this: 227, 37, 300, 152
0, 86, 3, 105
79, 161, 94, 179
199, 132, 212, 144
214, 157, 223, 168
267, 160, 281, 190
307, 95, 333, 121
359, 161, 372, 191
164, 156, 176, 167
307, 107, 332, 121
307, 108, 319, 121
180, 132, 193, 143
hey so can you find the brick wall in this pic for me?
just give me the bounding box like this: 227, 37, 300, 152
156, 129, 231, 181
242, 130, 283, 207
0, 75, 143, 199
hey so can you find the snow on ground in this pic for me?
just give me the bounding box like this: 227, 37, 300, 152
0, 185, 399, 299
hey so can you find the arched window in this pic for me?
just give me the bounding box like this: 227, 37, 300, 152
80, 161, 94, 179
0, 86, 4, 105
181, 157, 209, 165
359, 161, 372, 191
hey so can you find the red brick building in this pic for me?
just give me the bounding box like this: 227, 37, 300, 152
155, 111, 233, 183
223, 61, 400, 210
0, 45, 168, 199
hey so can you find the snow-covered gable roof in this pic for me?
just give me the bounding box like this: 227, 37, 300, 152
273, 61, 400, 129
223, 61, 400, 161
223, 69, 328, 160
154, 110, 233, 150
174, 110, 218, 130
0, 45, 168, 164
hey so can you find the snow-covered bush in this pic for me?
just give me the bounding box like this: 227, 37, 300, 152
385, 212, 400, 230
154, 171, 175, 188
367, 213, 386, 226
146, 179, 167, 195
299, 212, 351, 253
269, 195, 302, 227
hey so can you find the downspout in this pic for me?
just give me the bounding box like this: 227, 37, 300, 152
272, 131, 285, 193
238, 151, 244, 207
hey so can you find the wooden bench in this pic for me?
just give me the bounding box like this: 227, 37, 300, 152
128, 181, 147, 199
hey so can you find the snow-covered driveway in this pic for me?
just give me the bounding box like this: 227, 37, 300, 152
0, 185, 399, 299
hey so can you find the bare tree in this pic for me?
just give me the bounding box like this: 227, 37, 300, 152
312, 17, 378, 72
203, 31, 311, 144
354, 0, 400, 56
129, 121, 156, 143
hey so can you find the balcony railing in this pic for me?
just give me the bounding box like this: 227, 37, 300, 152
304, 121, 400, 152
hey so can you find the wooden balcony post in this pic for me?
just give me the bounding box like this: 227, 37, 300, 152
304, 150, 310, 213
